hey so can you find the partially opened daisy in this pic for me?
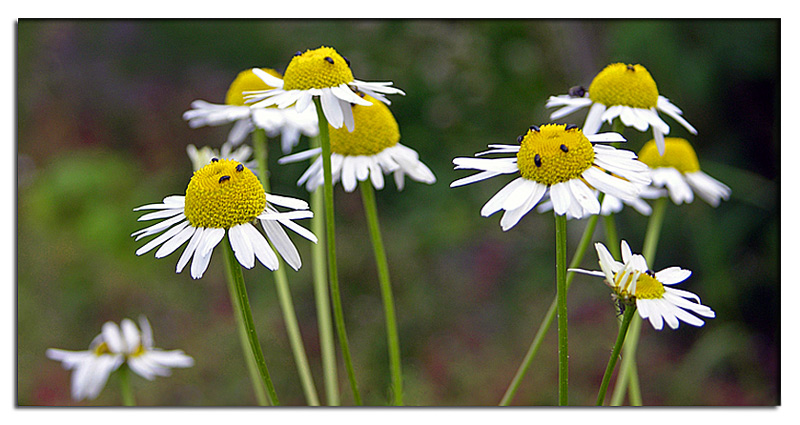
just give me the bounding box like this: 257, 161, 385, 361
451, 123, 651, 230
46, 316, 193, 401
183, 68, 318, 154
187, 142, 256, 172
546, 63, 697, 155
278, 93, 436, 192
132, 158, 317, 279
244, 46, 405, 132
638, 137, 731, 207
570, 240, 715, 330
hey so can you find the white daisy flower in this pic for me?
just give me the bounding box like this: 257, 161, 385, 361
187, 142, 256, 172
570, 240, 716, 330
537, 187, 662, 219
278, 93, 435, 192
546, 63, 697, 156
132, 158, 317, 279
46, 316, 193, 401
638, 137, 731, 207
244, 46, 405, 132
451, 123, 651, 231
183, 68, 319, 154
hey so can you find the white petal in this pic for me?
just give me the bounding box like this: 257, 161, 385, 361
655, 267, 692, 285
228, 224, 255, 269
176, 227, 202, 274
261, 218, 300, 270
320, 88, 344, 128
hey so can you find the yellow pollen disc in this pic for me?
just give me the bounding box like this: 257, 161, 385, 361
93, 342, 111, 356
588, 63, 659, 109
632, 272, 666, 300
516, 124, 594, 186
282, 46, 355, 91
638, 137, 701, 173
225, 68, 282, 106
184, 159, 266, 229
130, 344, 146, 358
329, 94, 399, 156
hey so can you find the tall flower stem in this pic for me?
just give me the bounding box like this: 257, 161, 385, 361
500, 210, 601, 406
223, 239, 280, 406
596, 304, 637, 406
308, 135, 340, 406
314, 98, 362, 405
610, 196, 668, 406
359, 179, 403, 405
554, 212, 569, 406
252, 129, 320, 406
118, 364, 136, 406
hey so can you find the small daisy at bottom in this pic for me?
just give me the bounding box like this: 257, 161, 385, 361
132, 158, 317, 279
570, 240, 716, 330
451, 123, 651, 230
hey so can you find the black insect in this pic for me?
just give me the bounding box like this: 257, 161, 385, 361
294, 51, 303, 57
343, 56, 351, 67
534, 154, 542, 167
517, 135, 524, 143
626, 64, 636, 71
219, 175, 230, 183
568, 85, 586, 97
211, 157, 219, 162
324, 56, 335, 64
529, 125, 540, 132
565, 124, 578, 131
236, 164, 244, 172
616, 298, 627, 316
645, 269, 656, 277
560, 144, 569, 153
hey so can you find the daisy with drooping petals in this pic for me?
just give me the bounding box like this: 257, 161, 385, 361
132, 158, 317, 279
546, 63, 697, 155
278, 93, 435, 192
187, 142, 256, 172
570, 240, 716, 330
451, 123, 651, 230
244, 46, 405, 132
638, 137, 731, 207
183, 68, 318, 154
46, 316, 193, 402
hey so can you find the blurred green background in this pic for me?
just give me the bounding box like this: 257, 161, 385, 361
17, 19, 778, 406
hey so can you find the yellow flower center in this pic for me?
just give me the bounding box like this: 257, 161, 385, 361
588, 63, 659, 109
184, 159, 266, 229
516, 124, 595, 186
282, 46, 355, 91
225, 68, 282, 106
93, 342, 111, 356
614, 270, 665, 300
329, 93, 399, 156
638, 137, 701, 173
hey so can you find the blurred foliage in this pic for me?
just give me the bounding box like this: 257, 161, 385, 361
17, 19, 778, 406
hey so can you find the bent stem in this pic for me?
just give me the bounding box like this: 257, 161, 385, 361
359, 179, 403, 405
223, 238, 280, 406
610, 196, 668, 406
499, 210, 601, 406
596, 305, 637, 406
309, 134, 340, 406
554, 212, 569, 406
252, 129, 320, 406
118, 364, 136, 406
315, 98, 362, 405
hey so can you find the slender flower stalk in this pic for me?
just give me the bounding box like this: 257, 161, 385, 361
252, 129, 320, 406
118, 365, 135, 406
596, 305, 637, 405
554, 213, 569, 405
308, 134, 340, 406
223, 238, 280, 406
359, 179, 403, 405
315, 98, 362, 405
500, 209, 601, 405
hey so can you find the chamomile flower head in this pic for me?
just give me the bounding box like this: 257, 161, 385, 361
183, 68, 318, 154
278, 93, 436, 192
638, 137, 731, 207
132, 158, 318, 279
186, 142, 256, 172
546, 63, 697, 156
244, 46, 405, 132
570, 240, 716, 330
46, 316, 193, 401
451, 123, 651, 231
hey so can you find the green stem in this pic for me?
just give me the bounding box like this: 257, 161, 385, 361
596, 305, 637, 406
499, 211, 600, 406
315, 98, 362, 405
252, 129, 320, 406
118, 364, 136, 406
554, 212, 569, 406
223, 239, 280, 406
309, 134, 340, 406
359, 179, 403, 405
603, 214, 620, 260
224, 255, 269, 406
609, 196, 668, 406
